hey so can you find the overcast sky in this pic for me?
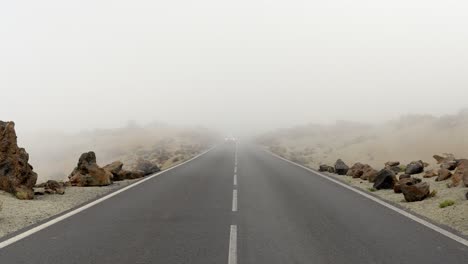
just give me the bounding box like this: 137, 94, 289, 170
1, 0, 467, 135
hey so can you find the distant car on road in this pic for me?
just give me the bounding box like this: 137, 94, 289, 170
224, 136, 237, 143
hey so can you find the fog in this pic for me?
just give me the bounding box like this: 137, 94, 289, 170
1, 0, 468, 137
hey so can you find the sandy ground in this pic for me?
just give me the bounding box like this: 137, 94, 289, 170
0, 179, 141, 238
259, 112, 468, 236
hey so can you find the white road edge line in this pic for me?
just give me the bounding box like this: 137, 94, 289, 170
267, 150, 468, 248
232, 190, 238, 212
228, 225, 238, 264
234, 174, 237, 186
0, 146, 216, 250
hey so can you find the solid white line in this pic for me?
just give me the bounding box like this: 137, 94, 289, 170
232, 190, 238, 212
0, 146, 216, 250
228, 225, 238, 264
234, 174, 237, 186
267, 150, 468, 248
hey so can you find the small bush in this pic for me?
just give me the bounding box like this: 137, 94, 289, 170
439, 200, 455, 208
428, 189, 438, 198
368, 187, 377, 192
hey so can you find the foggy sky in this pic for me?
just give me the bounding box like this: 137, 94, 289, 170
1, 0, 468, 135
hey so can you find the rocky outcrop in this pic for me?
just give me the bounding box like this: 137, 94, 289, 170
405, 161, 424, 175
451, 159, 468, 187
347, 163, 365, 178
436, 168, 452, 182
44, 180, 65, 195
361, 167, 378, 182
401, 182, 430, 202
134, 159, 161, 176
394, 178, 421, 194
104, 161, 146, 181
347, 163, 377, 181
334, 159, 349, 175
68, 152, 113, 187
0, 121, 38, 199
373, 169, 397, 190
319, 164, 335, 173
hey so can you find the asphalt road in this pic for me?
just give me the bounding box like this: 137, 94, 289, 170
0, 143, 467, 263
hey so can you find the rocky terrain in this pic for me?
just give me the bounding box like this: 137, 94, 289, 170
259, 110, 468, 236
20, 122, 217, 182
0, 121, 38, 200
0, 120, 217, 238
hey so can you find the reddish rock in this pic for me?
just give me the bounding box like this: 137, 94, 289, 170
68, 152, 113, 187
347, 163, 365, 178
451, 159, 468, 187
361, 167, 378, 182
436, 168, 452, 182
401, 182, 430, 202
394, 178, 421, 194
0, 121, 38, 199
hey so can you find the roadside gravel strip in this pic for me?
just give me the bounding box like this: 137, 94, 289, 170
0, 179, 141, 238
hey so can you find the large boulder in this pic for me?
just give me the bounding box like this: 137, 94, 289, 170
401, 182, 430, 202
405, 161, 424, 175
361, 166, 378, 182
347, 163, 365, 178
68, 152, 113, 186
347, 163, 377, 180
44, 180, 65, 195
394, 178, 421, 193
135, 159, 161, 176
334, 159, 349, 175
0, 121, 38, 199
436, 168, 452, 182
373, 169, 397, 190
103, 161, 123, 177
319, 164, 335, 173
451, 159, 468, 187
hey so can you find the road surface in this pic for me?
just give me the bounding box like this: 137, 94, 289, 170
0, 143, 467, 263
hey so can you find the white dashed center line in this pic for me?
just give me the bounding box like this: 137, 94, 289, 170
228, 225, 237, 264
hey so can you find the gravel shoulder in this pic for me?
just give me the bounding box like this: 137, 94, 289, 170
0, 179, 141, 238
